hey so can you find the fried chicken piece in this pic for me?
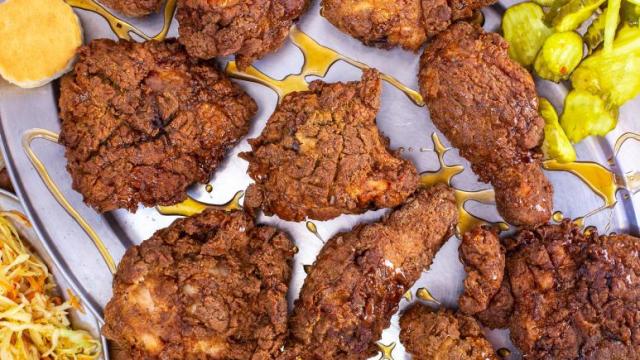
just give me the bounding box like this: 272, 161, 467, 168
474, 280, 514, 329
283, 184, 457, 359
0, 169, 13, 193
100, 0, 163, 17
400, 305, 498, 360
419, 22, 552, 226
458, 226, 505, 315
177, 0, 309, 69
102, 209, 295, 359
321, 0, 495, 51
240, 69, 418, 222
506, 221, 640, 359
59, 39, 257, 212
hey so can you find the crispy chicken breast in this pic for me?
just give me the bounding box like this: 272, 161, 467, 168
103, 209, 295, 359
177, 0, 309, 69
59, 39, 256, 212
240, 69, 418, 221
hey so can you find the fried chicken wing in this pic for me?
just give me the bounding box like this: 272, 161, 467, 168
506, 221, 640, 359
240, 69, 418, 222
400, 305, 498, 360
59, 39, 257, 212
419, 22, 553, 226
103, 209, 295, 359
458, 226, 505, 315
321, 0, 495, 51
283, 184, 457, 359
177, 0, 309, 69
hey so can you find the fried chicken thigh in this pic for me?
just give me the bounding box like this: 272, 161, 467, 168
419, 22, 553, 226
103, 210, 295, 359
283, 184, 457, 359
241, 69, 418, 221
177, 0, 309, 69
59, 39, 256, 212
506, 221, 640, 359
321, 0, 495, 51
400, 305, 498, 360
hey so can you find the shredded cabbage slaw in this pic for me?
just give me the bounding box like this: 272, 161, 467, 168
0, 211, 100, 359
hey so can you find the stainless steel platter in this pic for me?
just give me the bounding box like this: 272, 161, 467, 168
0, 0, 639, 358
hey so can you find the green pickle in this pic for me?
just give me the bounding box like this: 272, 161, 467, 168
539, 98, 576, 162
547, 0, 606, 31
571, 25, 640, 106
534, 31, 584, 82
560, 90, 618, 143
502, 2, 554, 66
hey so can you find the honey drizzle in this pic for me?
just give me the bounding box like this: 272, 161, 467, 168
22, 129, 117, 274
66, 0, 176, 41
613, 132, 640, 156
225, 26, 424, 106
305, 221, 324, 243
156, 190, 244, 217
376, 342, 396, 360
416, 287, 440, 304
419, 133, 507, 236
543, 159, 620, 208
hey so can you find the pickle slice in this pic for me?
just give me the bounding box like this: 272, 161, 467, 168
534, 31, 584, 82
540, 98, 576, 162
547, 0, 606, 32
560, 90, 618, 143
502, 2, 553, 66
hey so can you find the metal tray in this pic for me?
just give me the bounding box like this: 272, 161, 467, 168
1, 0, 639, 358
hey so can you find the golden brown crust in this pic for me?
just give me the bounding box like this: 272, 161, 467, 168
100, 0, 163, 17
399, 305, 498, 360
458, 226, 505, 315
506, 221, 640, 359
240, 69, 418, 221
102, 210, 295, 360
474, 279, 514, 329
321, 0, 495, 51
419, 22, 552, 226
59, 39, 257, 212
283, 184, 458, 359
177, 0, 309, 69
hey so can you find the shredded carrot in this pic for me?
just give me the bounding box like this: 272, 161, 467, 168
0, 211, 101, 359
